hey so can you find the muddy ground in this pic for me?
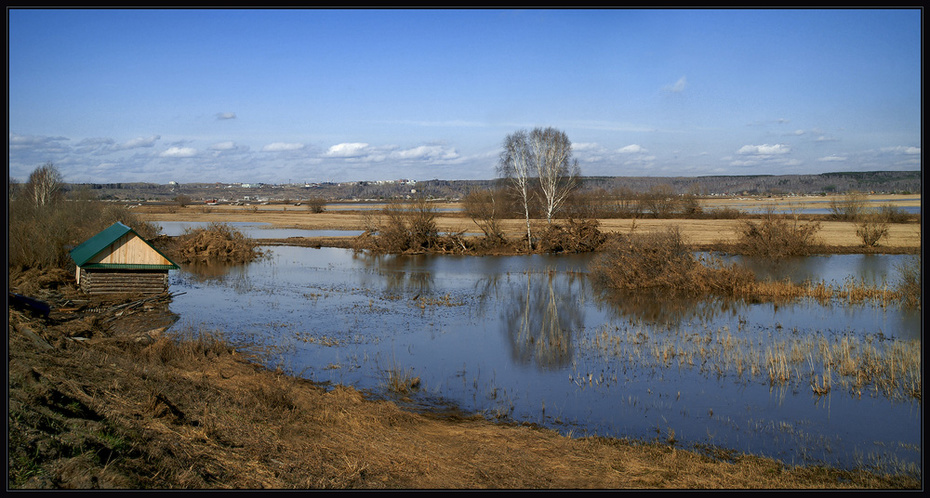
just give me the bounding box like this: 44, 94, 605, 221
7, 268, 920, 489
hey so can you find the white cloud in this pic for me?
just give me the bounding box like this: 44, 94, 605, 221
9, 133, 70, 152
160, 146, 197, 158
117, 135, 161, 150
618, 144, 646, 154
817, 155, 847, 162
663, 76, 687, 93
881, 146, 920, 155
390, 145, 459, 161
571, 142, 600, 152
210, 141, 238, 151
325, 142, 371, 157
737, 144, 791, 155
216, 112, 237, 120
262, 142, 305, 152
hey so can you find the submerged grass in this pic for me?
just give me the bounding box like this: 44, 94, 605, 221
584, 323, 921, 402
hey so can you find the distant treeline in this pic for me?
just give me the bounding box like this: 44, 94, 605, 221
67, 170, 921, 202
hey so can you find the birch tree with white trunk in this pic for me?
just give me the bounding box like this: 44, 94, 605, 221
497, 130, 535, 250
528, 127, 579, 224
26, 162, 64, 208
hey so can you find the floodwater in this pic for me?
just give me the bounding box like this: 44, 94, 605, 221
165, 245, 921, 476
157, 221, 363, 238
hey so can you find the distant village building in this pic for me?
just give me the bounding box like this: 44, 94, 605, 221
69, 222, 179, 295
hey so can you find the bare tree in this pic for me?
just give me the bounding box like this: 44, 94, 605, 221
498, 129, 534, 249
305, 196, 326, 213
9, 176, 19, 201
463, 187, 506, 243
641, 184, 678, 218
528, 127, 579, 224
173, 194, 192, 207
25, 162, 64, 208
829, 190, 867, 221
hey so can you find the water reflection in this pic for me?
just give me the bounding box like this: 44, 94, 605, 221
729, 253, 913, 286
499, 272, 584, 369
165, 246, 921, 474
181, 261, 245, 281
353, 252, 435, 297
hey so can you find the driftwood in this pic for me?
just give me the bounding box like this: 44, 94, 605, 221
14, 322, 55, 351
101, 292, 185, 324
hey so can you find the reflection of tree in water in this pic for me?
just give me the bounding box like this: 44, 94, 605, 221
500, 271, 585, 370
352, 251, 435, 297
593, 289, 743, 329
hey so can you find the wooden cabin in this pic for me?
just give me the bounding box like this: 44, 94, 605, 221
69, 222, 179, 295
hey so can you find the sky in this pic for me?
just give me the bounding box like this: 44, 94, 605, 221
7, 8, 922, 184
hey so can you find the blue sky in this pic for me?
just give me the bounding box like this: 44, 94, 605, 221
8, 8, 922, 184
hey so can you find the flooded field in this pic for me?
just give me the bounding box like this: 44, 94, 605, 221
163, 241, 922, 477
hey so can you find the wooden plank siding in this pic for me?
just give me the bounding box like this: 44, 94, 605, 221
79, 268, 170, 295
88, 232, 175, 266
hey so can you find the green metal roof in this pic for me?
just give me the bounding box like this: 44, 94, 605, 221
69, 221, 179, 269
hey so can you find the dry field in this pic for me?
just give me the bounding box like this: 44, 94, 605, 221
135, 194, 921, 251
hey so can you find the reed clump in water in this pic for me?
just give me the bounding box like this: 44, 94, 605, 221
167, 222, 264, 265
894, 255, 921, 310
590, 227, 755, 298
585, 324, 921, 401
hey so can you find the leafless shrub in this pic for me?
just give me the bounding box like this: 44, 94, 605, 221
640, 184, 679, 218
856, 212, 890, 247
589, 226, 755, 297
169, 222, 264, 264
877, 203, 911, 223
360, 198, 439, 253
173, 194, 192, 208
463, 188, 507, 244
736, 211, 822, 258
306, 197, 326, 213
536, 219, 607, 253
703, 206, 745, 219
829, 191, 867, 221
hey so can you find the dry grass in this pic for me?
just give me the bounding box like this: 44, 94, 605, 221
158, 222, 265, 265
735, 212, 822, 258
894, 256, 921, 309
589, 227, 756, 297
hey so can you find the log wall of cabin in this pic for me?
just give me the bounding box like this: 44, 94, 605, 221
78, 268, 169, 295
